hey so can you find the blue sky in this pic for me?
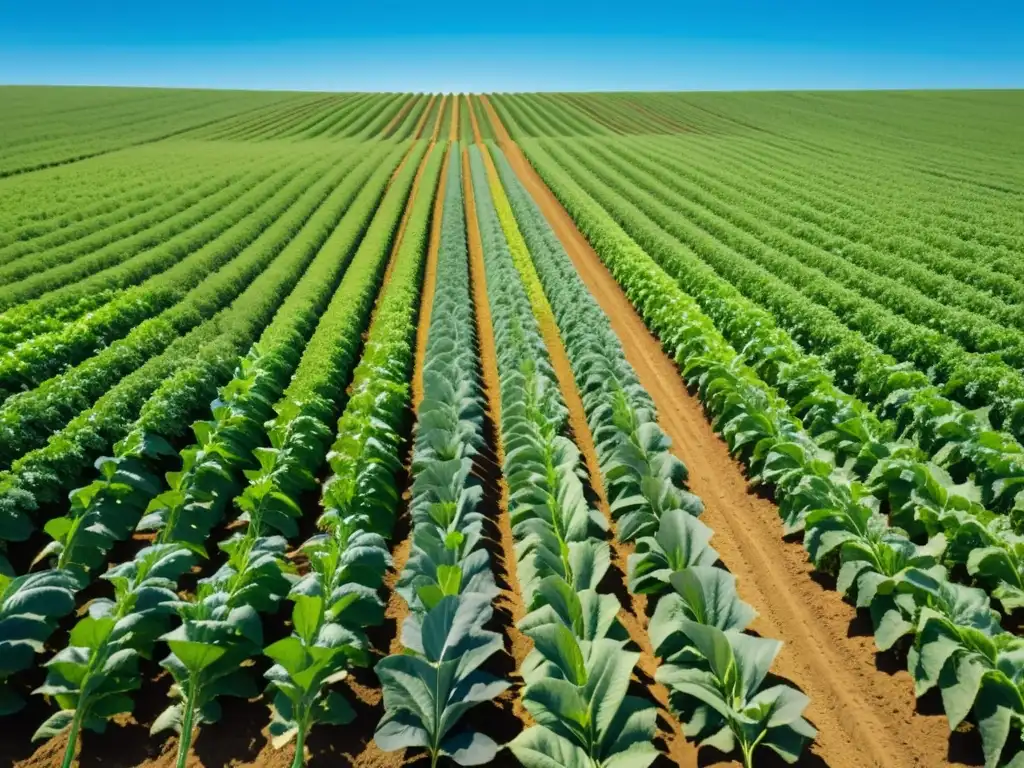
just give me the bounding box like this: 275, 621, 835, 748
1, 0, 1022, 91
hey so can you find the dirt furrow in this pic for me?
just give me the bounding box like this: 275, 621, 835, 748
449, 94, 459, 142
428, 94, 447, 142
480, 94, 961, 768
379, 143, 449, 662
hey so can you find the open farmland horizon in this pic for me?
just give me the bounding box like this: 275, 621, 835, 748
0, 86, 1023, 768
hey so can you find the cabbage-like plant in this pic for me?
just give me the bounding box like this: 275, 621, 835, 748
376, 594, 508, 767
906, 573, 1024, 768
154, 535, 293, 768
628, 510, 718, 595
803, 502, 947, 650
511, 625, 658, 768
39, 430, 170, 574
658, 622, 815, 768
518, 576, 623, 645
263, 518, 388, 767
650, 567, 814, 766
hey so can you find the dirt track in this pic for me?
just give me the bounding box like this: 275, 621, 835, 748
479, 94, 964, 768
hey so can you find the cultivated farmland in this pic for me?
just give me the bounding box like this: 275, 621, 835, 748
0, 86, 1023, 768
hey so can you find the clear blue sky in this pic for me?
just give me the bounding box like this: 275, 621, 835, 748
1, 0, 1022, 91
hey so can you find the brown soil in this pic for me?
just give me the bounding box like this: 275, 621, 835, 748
462, 146, 535, 731
480, 94, 967, 768
411, 145, 449, 411
448, 96, 459, 143
476, 143, 692, 766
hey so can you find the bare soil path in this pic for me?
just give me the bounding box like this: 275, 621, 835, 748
415, 94, 441, 141
467, 95, 484, 145
479, 94, 965, 768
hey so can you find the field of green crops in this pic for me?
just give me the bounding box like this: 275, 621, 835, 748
0, 86, 1022, 768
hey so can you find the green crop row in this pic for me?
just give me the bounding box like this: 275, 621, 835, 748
0, 146, 386, 405
374, 144, 510, 765
521, 140, 1024, 768
489, 142, 814, 767
244, 142, 439, 767
0, 154, 343, 467
522, 137, 1024, 611
467, 144, 664, 768
4, 142, 423, 766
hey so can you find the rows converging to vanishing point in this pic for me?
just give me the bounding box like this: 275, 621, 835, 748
1, 87, 1023, 768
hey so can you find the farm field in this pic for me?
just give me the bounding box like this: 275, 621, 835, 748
0, 86, 1023, 768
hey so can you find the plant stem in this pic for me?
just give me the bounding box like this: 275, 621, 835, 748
290, 725, 307, 768
60, 713, 83, 768
176, 697, 197, 768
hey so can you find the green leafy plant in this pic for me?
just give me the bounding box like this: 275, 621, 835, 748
33, 544, 194, 768
511, 625, 659, 768
376, 595, 509, 766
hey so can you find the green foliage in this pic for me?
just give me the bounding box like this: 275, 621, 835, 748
376, 146, 507, 762
377, 595, 508, 766
265, 143, 443, 767
520, 134, 1024, 765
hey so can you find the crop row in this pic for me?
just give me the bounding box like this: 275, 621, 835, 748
620, 134, 1024, 336
544, 136, 1024, 439
3, 140, 434, 767
374, 144, 509, 765
550, 92, 1023, 232
0, 152, 346, 468
0, 151, 299, 316
505, 91, 1024, 268
520, 138, 1024, 767
0, 164, 196, 265
636, 134, 1024, 306
487, 142, 814, 767
153, 141, 441, 768
0, 146, 393, 407
528, 134, 1024, 611
201, 94, 354, 142
466, 144, 664, 767
0, 154, 307, 352
0, 150, 265, 285
0, 143, 415, 558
